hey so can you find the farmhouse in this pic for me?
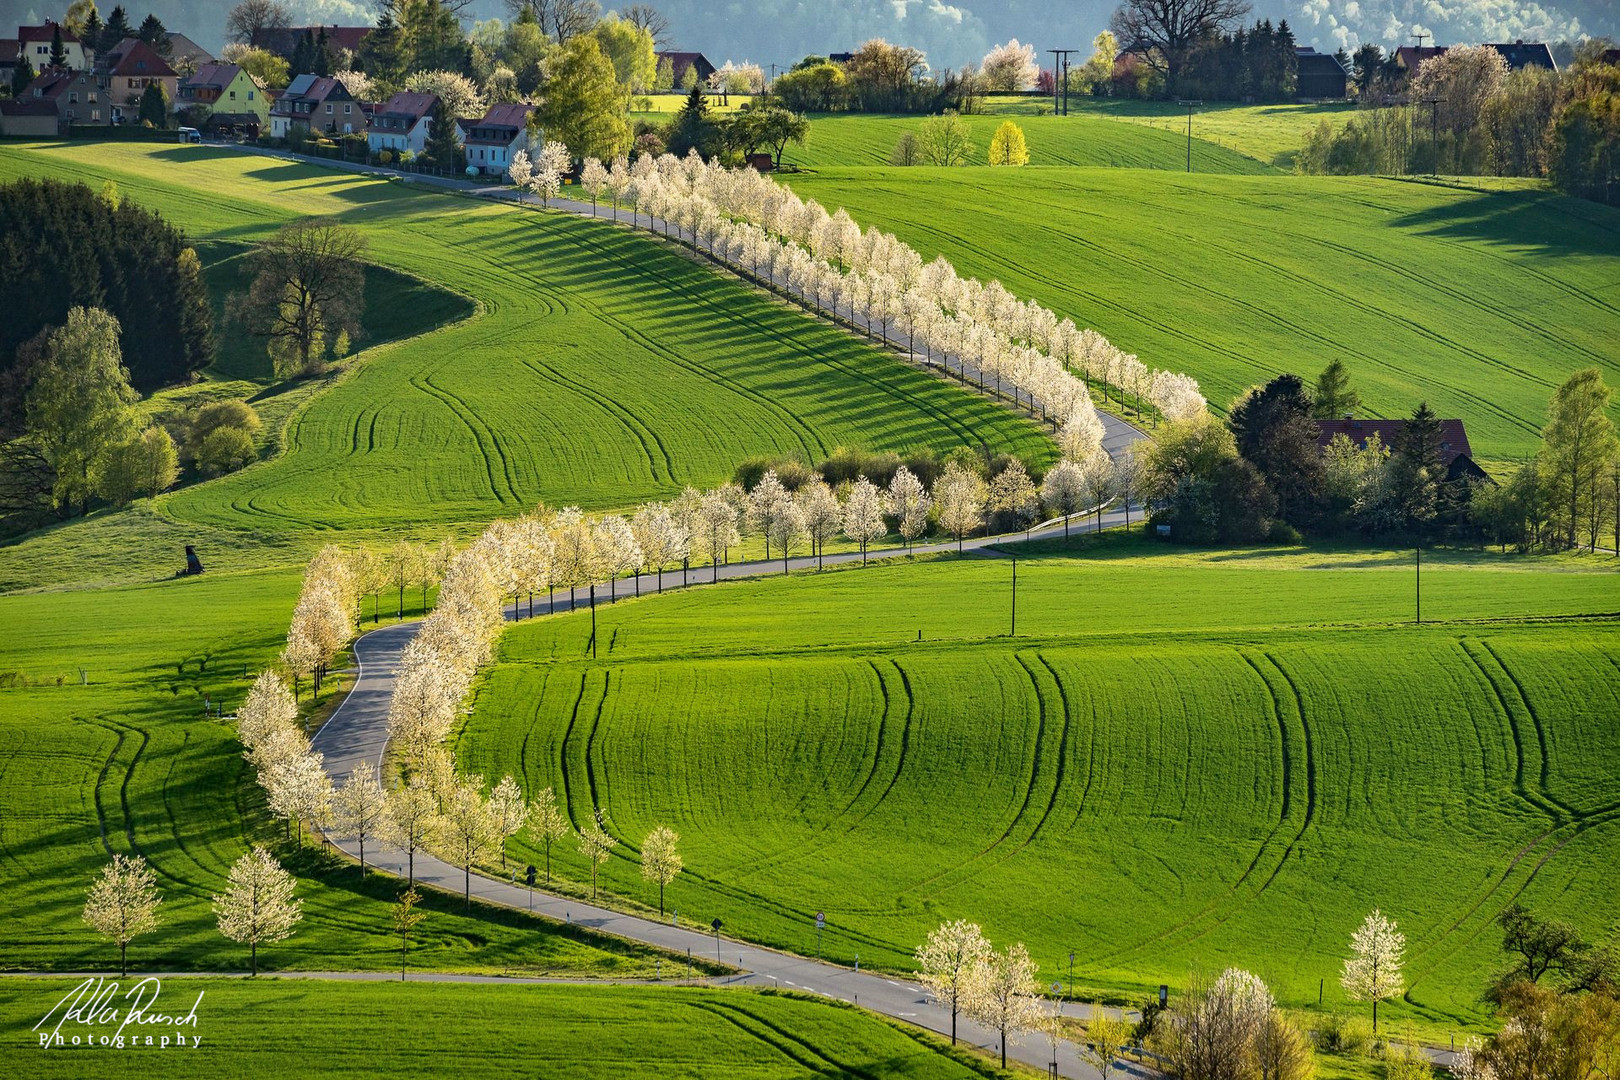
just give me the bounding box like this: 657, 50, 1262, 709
15, 21, 86, 71
1314, 417, 1490, 482
1394, 45, 1447, 78
178, 63, 268, 134
1484, 41, 1557, 72
656, 50, 715, 87
1294, 47, 1348, 99
461, 102, 535, 175
270, 73, 362, 138
367, 91, 442, 157
0, 38, 20, 82
164, 32, 215, 74
97, 38, 178, 121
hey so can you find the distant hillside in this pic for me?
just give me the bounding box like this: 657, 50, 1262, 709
0, 0, 1613, 78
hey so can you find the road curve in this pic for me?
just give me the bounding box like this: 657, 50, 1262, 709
311, 511, 1153, 1080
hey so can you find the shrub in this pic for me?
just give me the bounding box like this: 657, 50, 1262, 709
1314, 1011, 1371, 1054
193, 425, 257, 477
1268, 521, 1303, 545
184, 400, 262, 463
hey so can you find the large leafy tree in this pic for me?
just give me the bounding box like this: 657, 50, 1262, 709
25, 307, 138, 514
231, 218, 366, 377
538, 35, 630, 161
0, 178, 214, 391
1109, 0, 1253, 94
1228, 373, 1322, 526
1538, 367, 1618, 550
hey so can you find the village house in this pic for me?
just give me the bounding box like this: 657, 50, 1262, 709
177, 62, 267, 135
0, 38, 24, 83
15, 21, 87, 71
0, 96, 60, 136
1314, 417, 1491, 483
24, 68, 105, 126
461, 102, 535, 175
96, 37, 178, 121
367, 90, 441, 157
1294, 47, 1349, 99
164, 32, 215, 75
270, 73, 362, 138
656, 50, 715, 87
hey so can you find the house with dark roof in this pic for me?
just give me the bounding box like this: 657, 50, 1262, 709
178, 62, 268, 132
1602, 48, 1620, 67
0, 38, 22, 81
17, 21, 86, 71
270, 73, 362, 137
97, 38, 177, 119
1484, 41, 1557, 72
0, 96, 61, 136
1315, 418, 1490, 483
656, 50, 715, 87
251, 25, 372, 61
26, 68, 106, 126
1394, 45, 1448, 79
461, 102, 535, 175
367, 90, 442, 157
164, 32, 214, 74
1295, 47, 1348, 99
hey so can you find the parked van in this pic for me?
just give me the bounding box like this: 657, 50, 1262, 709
178, 127, 202, 144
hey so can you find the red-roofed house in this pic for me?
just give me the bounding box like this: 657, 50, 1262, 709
250, 25, 372, 61
367, 90, 441, 157
0, 38, 23, 82
461, 102, 535, 175
0, 96, 60, 136
97, 38, 177, 120
270, 73, 362, 137
656, 50, 715, 87
18, 22, 86, 71
1394, 45, 1448, 79
1315, 417, 1490, 482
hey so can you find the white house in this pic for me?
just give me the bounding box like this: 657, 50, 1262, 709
461, 102, 536, 176
16, 22, 86, 71
367, 90, 441, 157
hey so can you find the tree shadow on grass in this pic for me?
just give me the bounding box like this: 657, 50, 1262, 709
1388, 184, 1620, 260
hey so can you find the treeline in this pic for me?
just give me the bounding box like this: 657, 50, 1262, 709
1176, 19, 1303, 104
1143, 361, 1620, 552
770, 41, 976, 115
0, 179, 212, 397
1299, 44, 1620, 204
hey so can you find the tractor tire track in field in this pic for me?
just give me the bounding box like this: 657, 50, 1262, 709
1458, 640, 1569, 822
708, 999, 901, 1080
1252, 653, 1316, 897
1023, 654, 1074, 846
556, 671, 593, 832
1093, 648, 1307, 965
412, 371, 520, 507
518, 355, 674, 487
687, 1001, 840, 1074
1478, 641, 1576, 818
84, 717, 131, 856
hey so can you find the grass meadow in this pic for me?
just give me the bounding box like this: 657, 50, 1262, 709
778, 111, 1273, 172
0, 569, 672, 976
784, 167, 1620, 464
461, 536, 1620, 1030
0, 142, 1051, 588
6, 980, 1000, 1079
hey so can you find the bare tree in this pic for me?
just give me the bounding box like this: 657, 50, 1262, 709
1110, 0, 1252, 92
225, 0, 291, 45
232, 219, 366, 378
506, 0, 601, 43
621, 3, 672, 48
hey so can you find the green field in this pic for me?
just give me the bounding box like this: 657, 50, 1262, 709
785, 167, 1620, 463
461, 536, 1620, 1029
1062, 99, 1360, 170
781, 111, 1273, 172
6, 979, 999, 1078
0, 142, 1050, 588
0, 568, 671, 976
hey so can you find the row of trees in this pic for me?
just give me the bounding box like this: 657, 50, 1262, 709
1299, 46, 1620, 203
82, 847, 301, 977
515, 147, 1204, 437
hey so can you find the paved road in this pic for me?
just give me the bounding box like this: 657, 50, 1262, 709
310, 510, 1157, 1080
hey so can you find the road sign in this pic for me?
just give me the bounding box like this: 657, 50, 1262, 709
711, 917, 722, 932
815, 911, 825, 929
525, 865, 536, 888
1159, 984, 1169, 1008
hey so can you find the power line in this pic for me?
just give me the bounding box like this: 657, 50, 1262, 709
1048, 49, 1078, 116
1176, 99, 1202, 172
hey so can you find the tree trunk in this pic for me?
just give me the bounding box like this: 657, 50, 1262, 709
408, 847, 414, 886
251, 938, 258, 977
121, 941, 128, 977
464, 863, 471, 909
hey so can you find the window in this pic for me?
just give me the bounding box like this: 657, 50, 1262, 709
229, 90, 235, 99
325, 103, 333, 113
247, 91, 254, 100
343, 103, 351, 114
69, 92, 77, 103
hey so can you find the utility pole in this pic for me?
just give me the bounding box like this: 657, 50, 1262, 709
1415, 546, 1422, 625
1177, 99, 1202, 172
1010, 556, 1017, 637
1048, 49, 1077, 115
1422, 96, 1446, 177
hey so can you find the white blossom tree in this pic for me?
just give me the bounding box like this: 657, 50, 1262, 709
935, 462, 987, 550
528, 785, 572, 884
82, 854, 162, 976
213, 846, 301, 976
964, 941, 1045, 1070
580, 156, 608, 214
535, 140, 571, 207
579, 808, 618, 900
1041, 458, 1087, 537
796, 480, 842, 569
640, 824, 682, 916
1076, 450, 1117, 534
433, 778, 498, 909
332, 768, 390, 877
488, 775, 529, 871
982, 39, 1040, 91
236, 669, 297, 751
1342, 908, 1405, 1032
264, 750, 331, 845
383, 776, 435, 886
989, 459, 1041, 535
888, 466, 931, 551
1112, 443, 1147, 527
696, 488, 740, 581
842, 476, 890, 563
917, 919, 993, 1045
